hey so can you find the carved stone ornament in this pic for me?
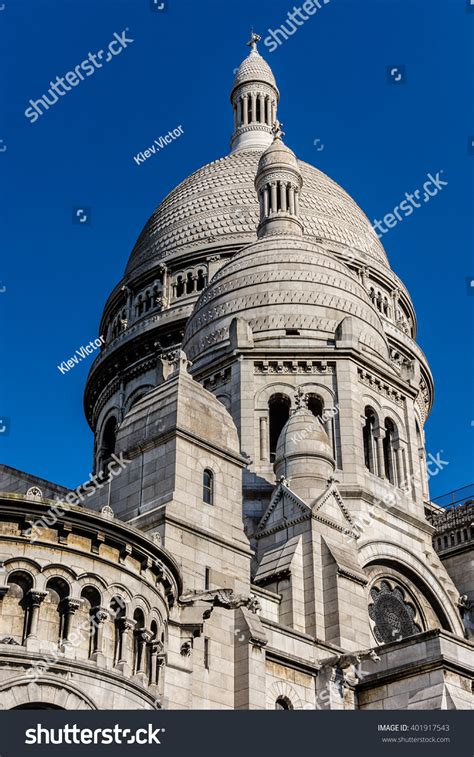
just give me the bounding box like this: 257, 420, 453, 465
26, 486, 43, 499
179, 588, 261, 614
368, 579, 422, 644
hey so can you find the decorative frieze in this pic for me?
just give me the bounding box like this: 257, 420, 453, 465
254, 360, 335, 375
358, 368, 405, 406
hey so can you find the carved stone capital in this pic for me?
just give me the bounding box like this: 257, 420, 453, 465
119, 617, 136, 633
64, 598, 82, 614
27, 590, 47, 608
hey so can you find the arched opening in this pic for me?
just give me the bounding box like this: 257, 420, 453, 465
149, 619, 158, 685
135, 295, 144, 317
269, 394, 291, 462
109, 595, 126, 666
307, 395, 323, 421
176, 275, 184, 298
196, 269, 206, 291
133, 608, 147, 675
363, 407, 376, 474
383, 418, 396, 484
2, 571, 33, 644
43, 577, 70, 646
203, 469, 214, 506
275, 696, 293, 710
73, 586, 101, 660
101, 416, 117, 468
185, 272, 194, 294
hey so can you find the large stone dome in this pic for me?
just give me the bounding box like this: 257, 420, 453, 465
182, 235, 390, 370
125, 149, 389, 276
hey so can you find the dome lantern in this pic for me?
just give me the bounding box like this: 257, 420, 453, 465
230, 33, 280, 153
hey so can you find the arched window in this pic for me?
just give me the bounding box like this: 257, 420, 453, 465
101, 416, 117, 467
135, 295, 144, 317
307, 395, 323, 421
185, 272, 194, 294
383, 418, 396, 484
269, 394, 291, 462
133, 609, 149, 676
196, 269, 206, 291
363, 407, 376, 473
203, 469, 214, 505
176, 275, 184, 298
43, 577, 69, 646
1, 571, 33, 644
275, 696, 293, 710
109, 595, 126, 666
72, 586, 101, 660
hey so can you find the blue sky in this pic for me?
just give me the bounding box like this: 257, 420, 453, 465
1, 0, 473, 497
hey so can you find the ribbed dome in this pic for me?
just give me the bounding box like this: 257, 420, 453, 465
232, 50, 278, 91
182, 236, 389, 369
125, 150, 389, 276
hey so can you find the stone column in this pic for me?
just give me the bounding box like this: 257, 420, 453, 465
374, 428, 385, 478
263, 186, 270, 216
251, 93, 257, 123
26, 590, 47, 640
117, 617, 136, 675
243, 95, 249, 125
294, 188, 300, 215
237, 97, 242, 126
394, 445, 403, 488
149, 641, 161, 686
325, 411, 335, 461
259, 94, 265, 123
136, 629, 153, 675
401, 447, 409, 492
61, 598, 82, 644
288, 185, 295, 214
259, 416, 269, 461
279, 182, 287, 212
270, 183, 277, 214
91, 607, 109, 661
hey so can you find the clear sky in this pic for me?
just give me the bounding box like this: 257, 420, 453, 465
1, 0, 473, 497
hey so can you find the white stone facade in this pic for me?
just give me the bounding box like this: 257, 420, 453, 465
0, 39, 472, 711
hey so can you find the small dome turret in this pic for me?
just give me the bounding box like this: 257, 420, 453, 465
255, 122, 303, 238
274, 390, 335, 500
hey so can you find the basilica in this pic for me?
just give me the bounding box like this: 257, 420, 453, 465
0, 37, 472, 711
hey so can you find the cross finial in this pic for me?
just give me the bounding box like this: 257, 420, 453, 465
272, 119, 285, 141
247, 31, 261, 52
